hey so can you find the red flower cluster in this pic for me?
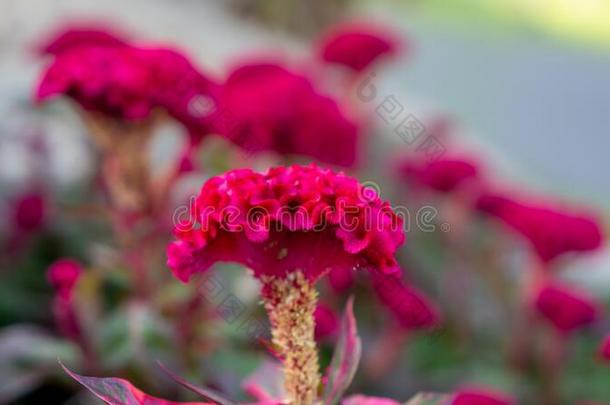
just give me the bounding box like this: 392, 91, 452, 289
167, 164, 405, 283
317, 23, 400, 72
534, 283, 599, 333
36, 36, 219, 138
216, 62, 360, 166
314, 303, 339, 340
477, 193, 603, 263
397, 157, 479, 193
12, 192, 46, 233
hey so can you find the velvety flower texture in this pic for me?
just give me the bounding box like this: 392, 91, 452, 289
397, 157, 479, 193
600, 334, 610, 362
452, 389, 514, 405
317, 23, 400, 72
534, 283, 599, 333
216, 62, 360, 167
36, 43, 219, 138
476, 193, 603, 263
167, 164, 405, 283
39, 25, 128, 56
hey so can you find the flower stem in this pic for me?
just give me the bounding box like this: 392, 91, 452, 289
262, 271, 320, 405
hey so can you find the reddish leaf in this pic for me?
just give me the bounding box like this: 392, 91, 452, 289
323, 297, 362, 405
61, 362, 209, 405
242, 360, 285, 402
157, 361, 238, 405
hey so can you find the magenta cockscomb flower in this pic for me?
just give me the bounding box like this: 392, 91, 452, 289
600, 334, 610, 362
47, 259, 83, 341
168, 164, 405, 404
39, 24, 129, 56
216, 62, 360, 167
534, 283, 599, 333
476, 193, 604, 264
168, 164, 403, 283
36, 44, 218, 132
452, 388, 514, 405
316, 22, 401, 73
397, 157, 479, 194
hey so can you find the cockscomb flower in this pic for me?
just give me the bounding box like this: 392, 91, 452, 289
476, 193, 604, 264
316, 22, 401, 73
167, 164, 405, 404
47, 259, 83, 341
39, 24, 129, 56
35, 42, 218, 211
534, 283, 599, 333
600, 334, 610, 362
397, 157, 479, 194
452, 388, 515, 405
216, 62, 360, 167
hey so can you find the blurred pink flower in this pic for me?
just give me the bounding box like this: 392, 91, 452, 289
167, 164, 405, 283
600, 334, 610, 362
534, 283, 599, 333
317, 23, 401, 72
35, 44, 219, 139
47, 259, 83, 340
314, 302, 339, 340
216, 62, 360, 166
12, 192, 46, 233
39, 24, 129, 56
397, 157, 479, 193
452, 388, 515, 405
47, 258, 83, 297
476, 193, 604, 263
371, 272, 439, 330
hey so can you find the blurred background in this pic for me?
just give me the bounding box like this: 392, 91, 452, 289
1, 0, 610, 404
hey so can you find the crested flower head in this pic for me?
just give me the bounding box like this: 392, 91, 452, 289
600, 334, 610, 362
216, 62, 360, 166
39, 24, 128, 56
167, 164, 404, 283
317, 22, 400, 72
452, 388, 514, 405
35, 43, 218, 137
476, 193, 604, 263
534, 283, 599, 333
397, 157, 479, 193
